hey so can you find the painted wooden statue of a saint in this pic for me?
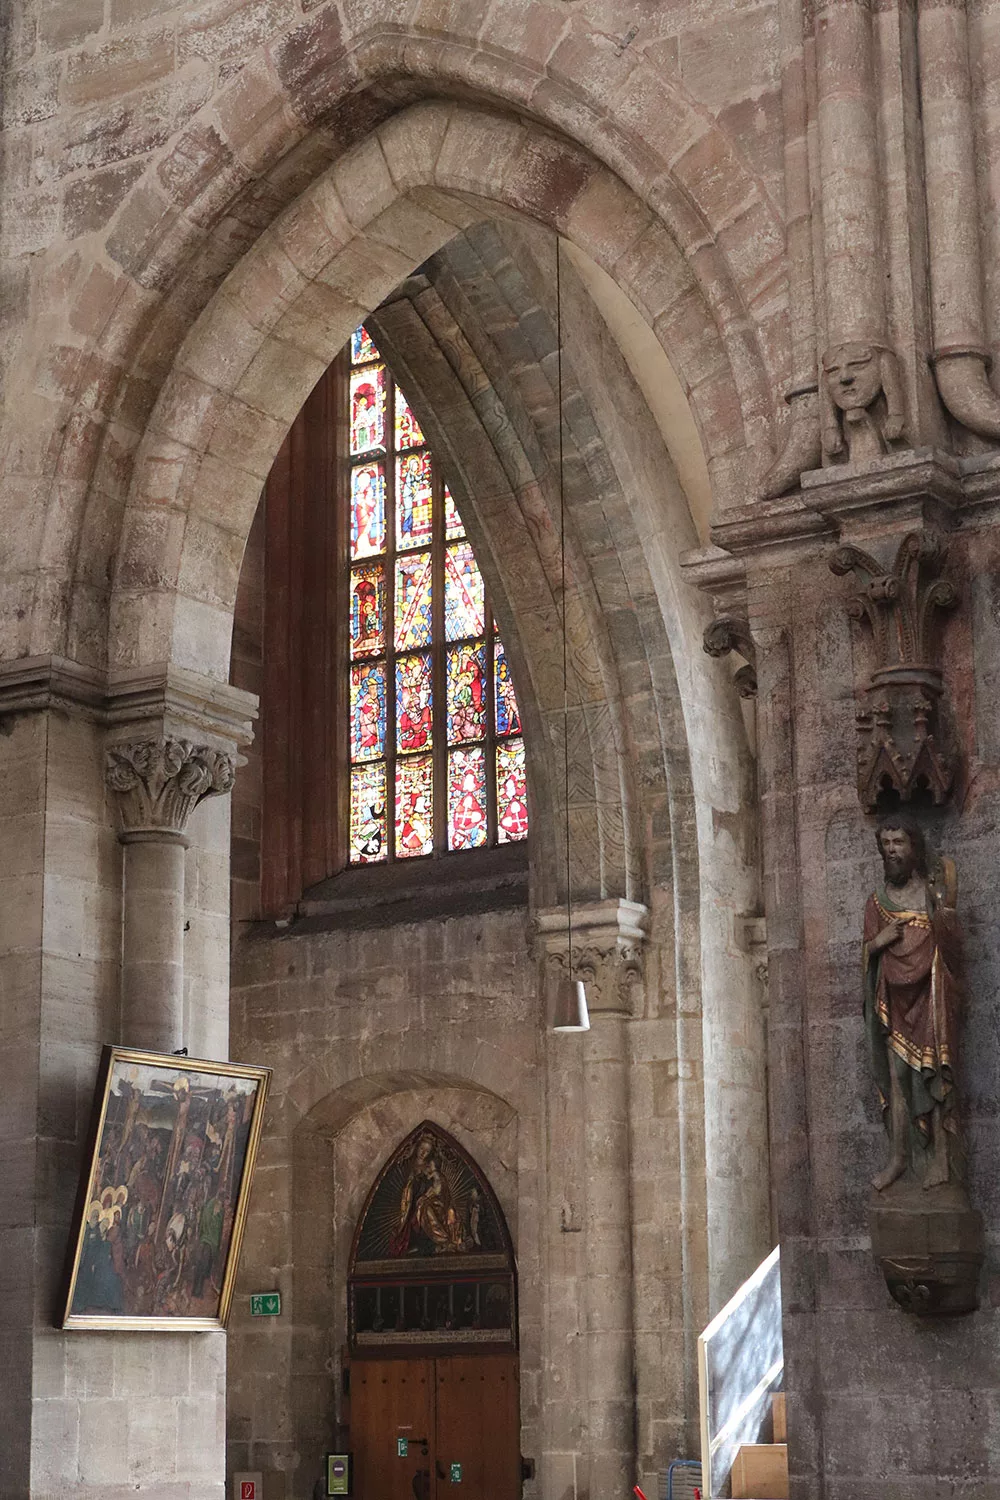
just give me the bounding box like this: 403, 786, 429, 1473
864, 816, 962, 1192
389, 1130, 467, 1256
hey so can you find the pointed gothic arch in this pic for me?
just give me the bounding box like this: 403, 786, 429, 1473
347, 1121, 517, 1355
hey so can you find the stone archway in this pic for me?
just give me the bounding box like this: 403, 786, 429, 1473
0, 40, 775, 1500
99, 101, 769, 683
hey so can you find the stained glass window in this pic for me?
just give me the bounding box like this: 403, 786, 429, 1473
351, 565, 384, 658
444, 541, 485, 640
448, 747, 488, 850
350, 763, 386, 863
342, 322, 528, 864
396, 452, 433, 551
350, 367, 386, 456
351, 462, 385, 558
352, 325, 378, 365
395, 388, 425, 450
496, 740, 528, 844
394, 554, 433, 650
351, 662, 386, 761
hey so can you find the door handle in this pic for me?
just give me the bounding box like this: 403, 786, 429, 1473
436, 1461, 446, 1480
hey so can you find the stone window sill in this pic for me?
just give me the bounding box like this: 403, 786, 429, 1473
262, 841, 530, 933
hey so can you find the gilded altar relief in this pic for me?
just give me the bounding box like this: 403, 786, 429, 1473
348, 1122, 517, 1352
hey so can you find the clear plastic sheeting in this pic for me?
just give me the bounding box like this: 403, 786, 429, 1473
697, 1246, 783, 1498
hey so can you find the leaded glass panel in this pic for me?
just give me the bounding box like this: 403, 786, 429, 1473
494, 638, 521, 736
447, 643, 487, 744
444, 483, 464, 540
444, 541, 485, 641
396, 451, 433, 550
351, 326, 378, 365
350, 564, 384, 658
396, 653, 433, 753
351, 661, 386, 761
394, 387, 425, 450
395, 755, 434, 857
393, 553, 433, 651
496, 739, 528, 843
350, 366, 386, 455
448, 747, 488, 850
350, 462, 385, 559
350, 763, 387, 863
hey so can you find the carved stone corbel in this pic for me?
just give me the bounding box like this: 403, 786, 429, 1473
105, 737, 236, 843
703, 617, 758, 699
829, 530, 959, 809
821, 343, 906, 464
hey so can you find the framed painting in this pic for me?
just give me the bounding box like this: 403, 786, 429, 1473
61, 1045, 271, 1331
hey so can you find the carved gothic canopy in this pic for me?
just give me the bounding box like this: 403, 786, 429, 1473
348, 1122, 517, 1354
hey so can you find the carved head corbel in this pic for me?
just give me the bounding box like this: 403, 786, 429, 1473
821, 342, 906, 461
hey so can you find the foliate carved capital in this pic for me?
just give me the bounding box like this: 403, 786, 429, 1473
535, 899, 649, 1018
579, 942, 644, 1016
829, 530, 960, 809
105, 737, 236, 841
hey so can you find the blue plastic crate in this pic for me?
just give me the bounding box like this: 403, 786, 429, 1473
662, 1458, 702, 1500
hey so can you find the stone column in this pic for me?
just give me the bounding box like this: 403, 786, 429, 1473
536, 900, 647, 1499
105, 737, 236, 1053
688, 453, 1000, 1498
0, 659, 255, 1500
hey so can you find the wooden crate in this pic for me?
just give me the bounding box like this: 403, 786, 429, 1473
730, 1443, 788, 1500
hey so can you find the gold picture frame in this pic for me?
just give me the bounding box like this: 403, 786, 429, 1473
61, 1045, 271, 1331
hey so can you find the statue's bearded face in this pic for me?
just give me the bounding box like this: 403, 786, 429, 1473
879, 826, 915, 882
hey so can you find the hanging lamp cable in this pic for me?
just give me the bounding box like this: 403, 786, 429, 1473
556, 237, 573, 975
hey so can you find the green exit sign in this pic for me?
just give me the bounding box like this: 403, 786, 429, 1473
250, 1292, 281, 1317
450, 1463, 462, 1483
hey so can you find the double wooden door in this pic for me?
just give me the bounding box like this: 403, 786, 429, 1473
351, 1354, 520, 1500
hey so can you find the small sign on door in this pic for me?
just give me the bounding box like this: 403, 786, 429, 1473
234, 1475, 262, 1500
397, 1438, 409, 1457
450, 1463, 462, 1483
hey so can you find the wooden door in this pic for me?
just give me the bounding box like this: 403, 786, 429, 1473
352, 1358, 436, 1500
351, 1354, 520, 1500
434, 1354, 520, 1500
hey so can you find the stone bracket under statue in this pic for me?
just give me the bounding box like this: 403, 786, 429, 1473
869, 1179, 984, 1316
829, 529, 959, 811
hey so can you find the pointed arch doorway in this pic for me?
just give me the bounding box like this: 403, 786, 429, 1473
346, 1123, 521, 1499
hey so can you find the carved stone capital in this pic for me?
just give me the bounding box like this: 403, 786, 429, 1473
829, 530, 960, 809
105, 737, 236, 842
534, 899, 649, 1017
